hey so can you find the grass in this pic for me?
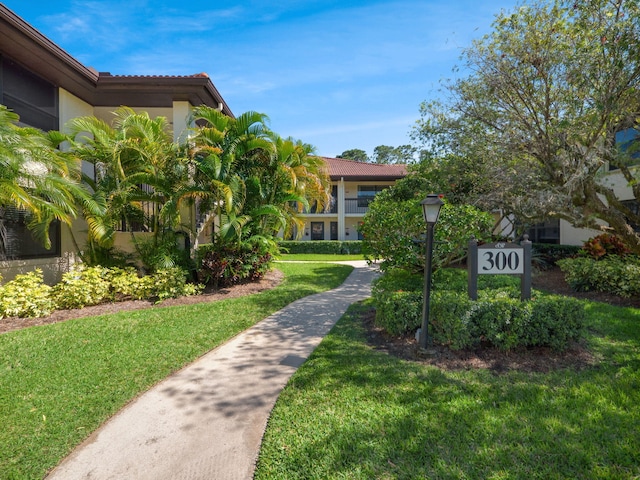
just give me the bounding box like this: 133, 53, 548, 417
0, 262, 353, 480
278, 253, 366, 262
255, 299, 640, 479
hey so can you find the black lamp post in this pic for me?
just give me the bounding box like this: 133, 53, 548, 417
419, 194, 444, 350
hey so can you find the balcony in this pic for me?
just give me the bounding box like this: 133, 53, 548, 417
303, 197, 372, 215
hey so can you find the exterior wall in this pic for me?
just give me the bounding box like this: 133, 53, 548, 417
560, 221, 599, 246
558, 167, 638, 246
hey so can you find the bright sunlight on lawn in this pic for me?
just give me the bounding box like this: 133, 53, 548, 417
255, 299, 640, 479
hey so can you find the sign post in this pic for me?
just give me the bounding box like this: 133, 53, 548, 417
468, 235, 532, 300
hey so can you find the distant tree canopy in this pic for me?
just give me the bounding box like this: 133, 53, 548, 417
372, 145, 417, 164
337, 145, 417, 164
337, 149, 369, 162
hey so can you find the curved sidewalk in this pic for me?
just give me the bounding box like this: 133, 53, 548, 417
46, 261, 379, 480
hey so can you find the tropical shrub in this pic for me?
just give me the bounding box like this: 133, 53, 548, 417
558, 255, 640, 297
136, 234, 195, 274
197, 241, 274, 288
0, 270, 54, 318
532, 243, 581, 265
103, 267, 151, 300
582, 233, 631, 259
51, 266, 110, 310
147, 268, 203, 302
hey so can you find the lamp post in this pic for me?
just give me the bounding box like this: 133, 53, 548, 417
419, 194, 444, 350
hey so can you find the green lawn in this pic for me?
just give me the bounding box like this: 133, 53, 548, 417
255, 299, 640, 479
0, 262, 353, 480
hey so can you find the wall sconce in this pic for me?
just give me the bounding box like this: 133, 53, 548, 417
305, 229, 309, 236
345, 227, 350, 236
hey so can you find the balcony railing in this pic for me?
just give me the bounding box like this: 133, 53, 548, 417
303, 197, 372, 215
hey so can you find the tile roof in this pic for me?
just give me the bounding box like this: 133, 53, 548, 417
320, 157, 408, 180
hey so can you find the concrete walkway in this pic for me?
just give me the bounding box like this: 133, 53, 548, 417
46, 261, 379, 480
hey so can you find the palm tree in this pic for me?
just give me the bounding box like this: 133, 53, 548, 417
188, 106, 275, 244
66, 107, 189, 268
0, 105, 98, 258
262, 134, 330, 238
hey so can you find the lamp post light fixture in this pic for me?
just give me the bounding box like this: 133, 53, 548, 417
418, 194, 444, 350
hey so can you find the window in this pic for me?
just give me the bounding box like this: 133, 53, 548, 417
610, 128, 640, 170
311, 222, 324, 240
527, 219, 560, 244
0, 59, 61, 260
1, 57, 58, 131
0, 207, 61, 260
357, 185, 387, 207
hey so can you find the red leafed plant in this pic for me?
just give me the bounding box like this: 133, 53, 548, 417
582, 233, 631, 259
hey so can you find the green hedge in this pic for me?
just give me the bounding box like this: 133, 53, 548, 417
532, 243, 581, 265
372, 267, 585, 351
278, 240, 362, 255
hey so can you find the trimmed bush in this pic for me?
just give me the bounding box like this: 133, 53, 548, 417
525, 296, 585, 350
374, 290, 422, 336
373, 267, 586, 351
468, 290, 531, 351
0, 270, 54, 318
430, 290, 473, 350
278, 240, 362, 255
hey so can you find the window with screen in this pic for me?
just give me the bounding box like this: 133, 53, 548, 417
0, 207, 61, 260
1, 57, 58, 131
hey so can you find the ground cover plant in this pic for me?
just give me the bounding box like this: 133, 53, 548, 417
255, 299, 640, 479
0, 262, 353, 479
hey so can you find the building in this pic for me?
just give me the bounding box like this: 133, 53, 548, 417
0, 4, 232, 283
299, 157, 408, 241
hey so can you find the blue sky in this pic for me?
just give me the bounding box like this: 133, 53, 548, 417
3, 0, 520, 158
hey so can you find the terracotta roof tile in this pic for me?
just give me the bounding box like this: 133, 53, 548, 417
320, 157, 408, 180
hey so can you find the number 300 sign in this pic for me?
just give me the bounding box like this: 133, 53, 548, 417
468, 237, 532, 300
479, 243, 523, 274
